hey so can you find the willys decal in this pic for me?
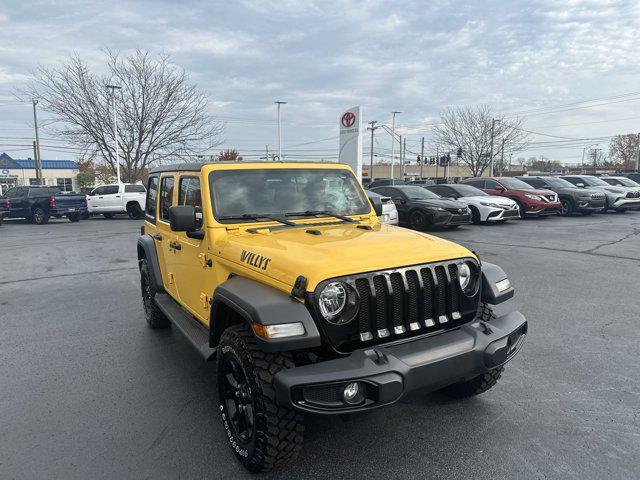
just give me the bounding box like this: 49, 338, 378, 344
240, 250, 272, 271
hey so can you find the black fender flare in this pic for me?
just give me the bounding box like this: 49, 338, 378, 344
211, 276, 321, 352
136, 235, 164, 292
481, 262, 514, 305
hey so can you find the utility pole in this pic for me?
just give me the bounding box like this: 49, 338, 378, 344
275, 101, 287, 161
591, 148, 602, 174
32, 99, 42, 184
420, 137, 424, 179
106, 85, 122, 184
390, 111, 401, 180
435, 146, 439, 179
499, 138, 505, 176
399, 135, 403, 179
367, 121, 379, 181
636, 133, 640, 173
489, 118, 499, 177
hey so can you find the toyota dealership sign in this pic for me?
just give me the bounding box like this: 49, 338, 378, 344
339, 106, 363, 181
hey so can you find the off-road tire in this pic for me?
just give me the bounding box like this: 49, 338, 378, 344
409, 209, 428, 231
127, 202, 143, 220
560, 198, 574, 216
139, 259, 170, 329
217, 325, 304, 473
31, 207, 50, 225
68, 213, 80, 222
103, 213, 115, 219
440, 302, 504, 399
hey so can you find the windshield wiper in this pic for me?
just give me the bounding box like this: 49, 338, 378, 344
284, 210, 358, 223
219, 213, 297, 227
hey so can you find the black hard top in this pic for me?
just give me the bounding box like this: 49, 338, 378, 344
149, 161, 346, 174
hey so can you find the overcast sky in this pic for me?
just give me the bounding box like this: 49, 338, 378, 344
1, 0, 639, 165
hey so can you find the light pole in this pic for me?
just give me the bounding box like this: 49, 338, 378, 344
106, 85, 122, 183
390, 111, 401, 180
275, 101, 287, 161
489, 118, 500, 177
367, 121, 378, 180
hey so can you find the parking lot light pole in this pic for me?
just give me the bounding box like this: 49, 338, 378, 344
390, 111, 401, 180
489, 118, 500, 177
275, 101, 287, 161
106, 85, 122, 184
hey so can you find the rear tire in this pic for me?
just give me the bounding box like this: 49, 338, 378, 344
140, 259, 170, 329
68, 213, 80, 222
31, 207, 49, 225
127, 202, 143, 219
217, 325, 304, 473
103, 213, 115, 219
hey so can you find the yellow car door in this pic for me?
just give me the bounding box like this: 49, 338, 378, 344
156, 174, 179, 298
171, 174, 215, 324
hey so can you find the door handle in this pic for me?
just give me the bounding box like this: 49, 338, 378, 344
169, 241, 181, 251
153, 234, 162, 241
115, 195, 120, 198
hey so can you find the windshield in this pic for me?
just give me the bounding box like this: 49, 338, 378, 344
612, 177, 639, 187
210, 168, 371, 222
581, 176, 609, 187
397, 186, 441, 199
498, 177, 534, 189
449, 184, 488, 197
543, 177, 575, 188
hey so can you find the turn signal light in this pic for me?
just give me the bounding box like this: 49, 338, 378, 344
252, 322, 305, 339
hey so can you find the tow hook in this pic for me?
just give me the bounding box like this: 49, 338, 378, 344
364, 348, 388, 365
479, 321, 493, 335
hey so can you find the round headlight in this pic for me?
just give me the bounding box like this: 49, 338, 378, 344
457, 262, 471, 291
318, 282, 347, 320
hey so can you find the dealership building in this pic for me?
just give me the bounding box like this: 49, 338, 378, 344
0, 153, 79, 193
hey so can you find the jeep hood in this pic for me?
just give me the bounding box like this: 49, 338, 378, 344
216, 223, 474, 290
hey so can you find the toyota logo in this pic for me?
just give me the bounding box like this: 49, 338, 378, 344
341, 112, 356, 128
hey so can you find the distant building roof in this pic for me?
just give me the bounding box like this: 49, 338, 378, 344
0, 153, 77, 170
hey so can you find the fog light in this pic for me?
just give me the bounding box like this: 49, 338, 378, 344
343, 382, 363, 405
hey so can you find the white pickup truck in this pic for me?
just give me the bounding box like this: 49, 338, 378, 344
86, 183, 146, 219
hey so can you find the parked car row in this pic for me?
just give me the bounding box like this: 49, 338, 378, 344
0, 183, 147, 225
367, 174, 640, 231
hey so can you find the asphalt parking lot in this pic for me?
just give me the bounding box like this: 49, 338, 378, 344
1, 213, 639, 480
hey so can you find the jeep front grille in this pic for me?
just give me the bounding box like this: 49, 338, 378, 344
313, 260, 480, 353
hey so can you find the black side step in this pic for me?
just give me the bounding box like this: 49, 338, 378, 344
155, 293, 216, 361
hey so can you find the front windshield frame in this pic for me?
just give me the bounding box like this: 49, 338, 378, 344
396, 185, 441, 199
498, 177, 535, 189
209, 168, 372, 224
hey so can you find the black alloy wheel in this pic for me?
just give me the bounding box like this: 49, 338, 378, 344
32, 207, 49, 225
221, 354, 255, 444
409, 210, 428, 231
560, 198, 573, 216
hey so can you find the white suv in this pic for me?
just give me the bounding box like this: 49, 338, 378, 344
87, 183, 146, 219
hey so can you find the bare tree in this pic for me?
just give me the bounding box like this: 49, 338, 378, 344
432, 105, 529, 177
22, 50, 224, 182
609, 134, 637, 170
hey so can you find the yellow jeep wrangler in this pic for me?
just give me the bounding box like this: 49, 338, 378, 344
137, 161, 527, 473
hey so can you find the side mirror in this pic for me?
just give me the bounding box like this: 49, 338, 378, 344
169, 205, 197, 232
497, 186, 506, 192
369, 196, 383, 216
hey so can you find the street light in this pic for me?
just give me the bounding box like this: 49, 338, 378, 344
390, 111, 401, 180
275, 101, 287, 161
106, 84, 122, 184
489, 118, 501, 177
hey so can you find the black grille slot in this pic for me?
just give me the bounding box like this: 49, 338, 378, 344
373, 276, 388, 334
355, 278, 372, 338
447, 264, 461, 318
390, 273, 405, 330
406, 270, 420, 328
434, 266, 448, 323
420, 268, 435, 324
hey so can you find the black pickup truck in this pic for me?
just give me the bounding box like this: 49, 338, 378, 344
0, 186, 87, 224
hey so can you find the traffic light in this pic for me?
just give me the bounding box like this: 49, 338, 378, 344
417, 155, 421, 164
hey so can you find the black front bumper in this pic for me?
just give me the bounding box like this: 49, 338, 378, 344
274, 311, 527, 414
